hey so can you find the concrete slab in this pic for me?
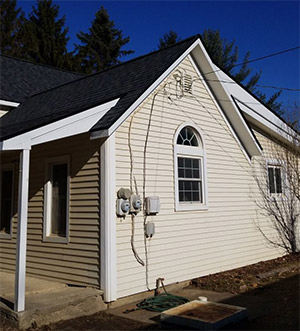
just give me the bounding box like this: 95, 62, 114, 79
108, 286, 272, 328
0, 271, 66, 297
0, 271, 106, 329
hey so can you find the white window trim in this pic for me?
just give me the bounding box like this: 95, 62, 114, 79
266, 159, 287, 198
174, 123, 208, 211
0, 164, 14, 239
43, 156, 70, 243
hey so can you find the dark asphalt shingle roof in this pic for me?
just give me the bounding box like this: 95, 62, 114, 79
0, 35, 198, 141
0, 55, 84, 103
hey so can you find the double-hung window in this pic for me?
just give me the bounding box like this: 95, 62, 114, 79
268, 164, 283, 194
0, 165, 14, 238
174, 125, 207, 211
44, 157, 70, 243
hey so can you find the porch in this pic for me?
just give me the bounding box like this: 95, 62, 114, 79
0, 271, 105, 329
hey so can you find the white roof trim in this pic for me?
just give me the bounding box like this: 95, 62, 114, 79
91, 39, 201, 139
189, 44, 262, 157
0, 99, 20, 108
0, 98, 119, 151
92, 38, 262, 157
216, 68, 297, 144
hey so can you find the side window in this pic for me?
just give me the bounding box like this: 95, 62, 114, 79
44, 157, 70, 243
268, 164, 283, 194
0, 166, 14, 238
174, 125, 208, 211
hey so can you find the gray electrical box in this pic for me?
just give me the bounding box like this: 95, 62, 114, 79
145, 222, 155, 238
145, 196, 160, 215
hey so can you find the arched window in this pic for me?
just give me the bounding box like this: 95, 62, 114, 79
174, 124, 208, 211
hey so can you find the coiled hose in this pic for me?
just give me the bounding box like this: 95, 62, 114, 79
124, 292, 189, 314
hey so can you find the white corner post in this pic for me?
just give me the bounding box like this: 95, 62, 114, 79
100, 133, 117, 302
14, 148, 30, 312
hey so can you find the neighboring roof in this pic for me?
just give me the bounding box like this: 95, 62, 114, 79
0, 55, 83, 103
0, 35, 199, 141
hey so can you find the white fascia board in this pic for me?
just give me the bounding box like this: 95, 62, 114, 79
1, 98, 119, 151
190, 45, 262, 157
217, 69, 296, 143
234, 98, 295, 143
0, 99, 20, 108
91, 39, 202, 139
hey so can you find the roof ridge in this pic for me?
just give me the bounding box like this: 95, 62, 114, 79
0, 54, 85, 77
22, 35, 200, 100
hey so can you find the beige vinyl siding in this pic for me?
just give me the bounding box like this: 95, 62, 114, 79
0, 133, 101, 287
115, 56, 282, 298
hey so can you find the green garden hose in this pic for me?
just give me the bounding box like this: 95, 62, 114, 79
124, 293, 189, 314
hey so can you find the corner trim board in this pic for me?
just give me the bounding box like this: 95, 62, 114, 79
100, 134, 117, 302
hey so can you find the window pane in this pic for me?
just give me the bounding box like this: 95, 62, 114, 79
185, 158, 192, 168
192, 191, 199, 202
268, 167, 275, 193
275, 168, 282, 193
178, 168, 184, 178
193, 170, 199, 178
185, 168, 192, 178
178, 157, 184, 167
184, 192, 192, 201
0, 170, 13, 234
177, 134, 183, 145
51, 164, 67, 237
192, 159, 199, 169
179, 192, 184, 202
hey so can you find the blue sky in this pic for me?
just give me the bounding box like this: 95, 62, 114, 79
19, 0, 299, 110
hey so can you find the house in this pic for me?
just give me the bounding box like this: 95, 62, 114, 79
0, 35, 298, 313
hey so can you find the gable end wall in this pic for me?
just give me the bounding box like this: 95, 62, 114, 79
114, 56, 281, 298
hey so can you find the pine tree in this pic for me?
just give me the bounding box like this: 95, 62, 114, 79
75, 6, 134, 74
158, 30, 180, 49
201, 29, 282, 115
0, 0, 25, 57
23, 0, 71, 69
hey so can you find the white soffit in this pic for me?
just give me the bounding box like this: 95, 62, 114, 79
1, 98, 119, 151
190, 44, 262, 157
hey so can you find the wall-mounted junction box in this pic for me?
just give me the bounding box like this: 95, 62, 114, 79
145, 222, 155, 238
145, 196, 160, 215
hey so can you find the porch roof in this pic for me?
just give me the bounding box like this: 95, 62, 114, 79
0, 36, 199, 142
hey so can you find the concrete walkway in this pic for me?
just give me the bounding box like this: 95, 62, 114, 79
0, 271, 105, 329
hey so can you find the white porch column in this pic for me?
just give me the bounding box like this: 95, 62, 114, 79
100, 134, 117, 302
14, 148, 30, 312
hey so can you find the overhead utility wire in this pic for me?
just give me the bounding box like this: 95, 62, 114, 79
202, 46, 300, 76
194, 77, 300, 92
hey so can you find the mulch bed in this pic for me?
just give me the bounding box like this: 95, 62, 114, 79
189, 253, 299, 294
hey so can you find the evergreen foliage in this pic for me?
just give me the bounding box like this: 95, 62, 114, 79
201, 29, 282, 115
158, 30, 180, 49
23, 0, 71, 69
0, 0, 25, 57
75, 6, 133, 74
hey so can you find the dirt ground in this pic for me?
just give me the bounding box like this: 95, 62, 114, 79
1, 254, 299, 330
